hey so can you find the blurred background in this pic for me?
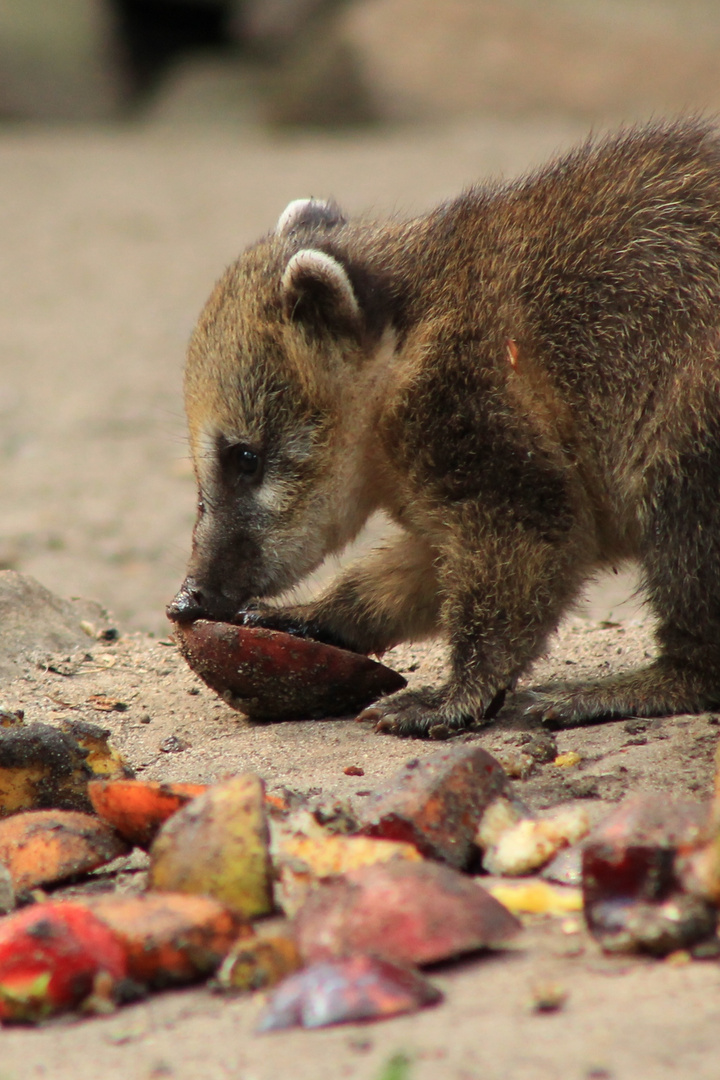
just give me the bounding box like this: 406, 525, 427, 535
1, 0, 719, 634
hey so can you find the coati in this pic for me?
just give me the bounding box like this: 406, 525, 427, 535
168, 119, 720, 738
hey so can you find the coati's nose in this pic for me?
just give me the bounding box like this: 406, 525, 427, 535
166, 577, 219, 623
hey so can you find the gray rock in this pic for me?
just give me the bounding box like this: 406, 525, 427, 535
0, 570, 113, 678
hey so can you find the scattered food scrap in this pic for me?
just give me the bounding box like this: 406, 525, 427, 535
357, 743, 515, 868
0, 701, 718, 1037
485, 879, 583, 917
554, 752, 582, 768
214, 934, 302, 993
540, 844, 584, 886
59, 719, 133, 781
676, 742, 720, 903
273, 820, 422, 917
582, 794, 715, 954
86, 892, 251, 988
480, 805, 590, 876
0, 902, 127, 1022
0, 718, 131, 817
494, 749, 535, 780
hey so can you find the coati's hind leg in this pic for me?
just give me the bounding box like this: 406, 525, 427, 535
531, 452, 720, 729
528, 659, 720, 731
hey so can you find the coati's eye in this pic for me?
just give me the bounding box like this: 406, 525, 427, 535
216, 437, 263, 486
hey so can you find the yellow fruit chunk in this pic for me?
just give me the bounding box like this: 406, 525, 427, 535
148, 775, 273, 918
481, 807, 590, 876
0, 718, 132, 818
484, 879, 583, 916
553, 752, 582, 768
274, 820, 421, 915
215, 935, 301, 993
60, 720, 132, 781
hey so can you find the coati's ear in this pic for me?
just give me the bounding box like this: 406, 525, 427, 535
281, 249, 361, 336
276, 198, 346, 237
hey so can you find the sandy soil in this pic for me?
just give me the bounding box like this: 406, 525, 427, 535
1, 42, 720, 1080
1, 585, 718, 1080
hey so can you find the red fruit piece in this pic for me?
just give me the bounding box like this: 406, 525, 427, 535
582, 795, 707, 908
88, 779, 208, 848
357, 744, 511, 869
294, 860, 521, 967
256, 955, 442, 1032
582, 795, 715, 954
0, 901, 127, 1022
173, 620, 406, 721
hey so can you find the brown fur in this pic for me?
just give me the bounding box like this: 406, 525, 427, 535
169, 119, 720, 736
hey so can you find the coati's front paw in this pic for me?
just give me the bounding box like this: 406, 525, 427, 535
238, 605, 357, 652
358, 687, 487, 739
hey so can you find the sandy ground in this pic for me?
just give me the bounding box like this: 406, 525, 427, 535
2, 47, 720, 1079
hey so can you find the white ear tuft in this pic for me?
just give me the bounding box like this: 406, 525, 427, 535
282, 249, 360, 328
276, 198, 345, 237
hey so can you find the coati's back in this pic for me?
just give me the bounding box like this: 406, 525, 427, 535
411, 122, 720, 384
496, 121, 720, 394
391, 120, 720, 506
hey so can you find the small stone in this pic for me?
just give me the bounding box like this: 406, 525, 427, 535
528, 979, 568, 1013
159, 736, 190, 754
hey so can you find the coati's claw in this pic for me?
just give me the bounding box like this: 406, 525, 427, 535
237, 606, 357, 651
526, 700, 571, 730
356, 705, 382, 724
236, 605, 308, 634
427, 723, 452, 741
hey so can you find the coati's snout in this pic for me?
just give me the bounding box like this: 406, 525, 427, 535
166, 574, 244, 624
166, 543, 260, 624
167, 503, 273, 623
